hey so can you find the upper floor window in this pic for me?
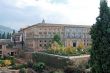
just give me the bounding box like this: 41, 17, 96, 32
44, 32, 47, 34
48, 32, 51, 34
0, 51, 2, 54
40, 40, 42, 42
44, 40, 46, 42
44, 44, 46, 46
0, 45, 2, 49
39, 32, 42, 34
39, 44, 42, 47
53, 32, 56, 34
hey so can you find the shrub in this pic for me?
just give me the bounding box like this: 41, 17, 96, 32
27, 61, 33, 68
77, 40, 84, 49
46, 41, 89, 56
9, 56, 16, 65
19, 68, 26, 73
11, 64, 17, 69
49, 70, 64, 73
64, 66, 85, 73
11, 64, 27, 69
49, 41, 63, 54
2, 56, 16, 65
64, 47, 78, 55
17, 64, 27, 69
0, 57, 4, 60
33, 62, 45, 72
64, 60, 90, 73
3, 60, 11, 66
0, 60, 4, 67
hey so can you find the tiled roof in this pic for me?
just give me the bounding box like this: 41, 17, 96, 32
19, 23, 91, 31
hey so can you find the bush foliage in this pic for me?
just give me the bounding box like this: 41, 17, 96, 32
46, 41, 90, 56
90, 0, 110, 73
19, 68, 26, 73
32, 62, 45, 72
11, 64, 27, 69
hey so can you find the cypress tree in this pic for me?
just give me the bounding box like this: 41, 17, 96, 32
9, 33, 12, 39
90, 0, 110, 73
0, 33, 1, 39
2, 32, 6, 39
12, 30, 15, 35
6, 32, 9, 39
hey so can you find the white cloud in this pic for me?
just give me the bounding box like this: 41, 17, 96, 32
1, 0, 110, 30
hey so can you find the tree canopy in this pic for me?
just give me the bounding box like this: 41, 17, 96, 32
90, 0, 110, 73
52, 34, 63, 46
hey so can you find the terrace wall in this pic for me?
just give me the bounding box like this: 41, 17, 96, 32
32, 52, 90, 68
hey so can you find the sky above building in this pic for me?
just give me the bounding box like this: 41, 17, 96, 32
0, 0, 110, 30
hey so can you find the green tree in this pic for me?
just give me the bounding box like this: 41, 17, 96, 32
90, 0, 110, 73
12, 30, 15, 35
2, 32, 6, 39
0, 33, 1, 39
19, 68, 26, 73
52, 34, 63, 46
6, 33, 12, 39
9, 33, 12, 39
6, 33, 10, 39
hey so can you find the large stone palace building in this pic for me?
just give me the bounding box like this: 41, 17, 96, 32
12, 21, 91, 51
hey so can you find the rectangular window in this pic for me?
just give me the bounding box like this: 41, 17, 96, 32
48, 32, 51, 34
0, 51, 2, 54
87, 43, 89, 46
0, 45, 2, 49
39, 32, 42, 34
39, 44, 42, 47
53, 32, 56, 34
49, 40, 51, 42
44, 44, 46, 46
44, 32, 47, 34
40, 40, 42, 42
73, 42, 76, 47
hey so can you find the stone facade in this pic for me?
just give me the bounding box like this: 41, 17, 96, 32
64, 25, 91, 48
19, 23, 64, 51
0, 39, 17, 57
17, 22, 91, 51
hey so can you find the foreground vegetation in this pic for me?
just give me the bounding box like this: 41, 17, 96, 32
45, 41, 90, 56
0, 56, 15, 67
90, 0, 110, 73
44, 34, 91, 56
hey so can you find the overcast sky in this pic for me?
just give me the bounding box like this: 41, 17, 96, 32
0, 0, 110, 30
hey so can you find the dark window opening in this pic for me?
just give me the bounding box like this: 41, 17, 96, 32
87, 43, 89, 46
11, 52, 14, 56
39, 44, 42, 47
0, 51, 2, 54
39, 32, 42, 34
73, 42, 76, 47
0, 45, 2, 49
44, 44, 46, 46
40, 40, 42, 42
